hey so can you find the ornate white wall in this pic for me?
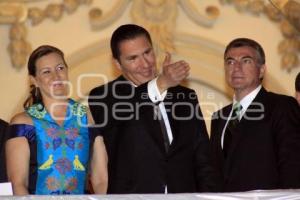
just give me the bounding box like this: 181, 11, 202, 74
0, 0, 299, 132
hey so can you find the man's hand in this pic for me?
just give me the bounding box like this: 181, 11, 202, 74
157, 52, 190, 93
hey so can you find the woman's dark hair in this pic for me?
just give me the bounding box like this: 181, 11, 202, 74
110, 24, 152, 61
296, 72, 300, 92
23, 45, 66, 109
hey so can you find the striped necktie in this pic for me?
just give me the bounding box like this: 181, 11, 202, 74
223, 102, 242, 158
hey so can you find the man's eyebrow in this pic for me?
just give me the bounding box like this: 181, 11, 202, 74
225, 55, 254, 60
241, 55, 254, 59
125, 54, 138, 60
225, 56, 234, 61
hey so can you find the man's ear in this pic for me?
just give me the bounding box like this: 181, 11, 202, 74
113, 59, 122, 71
259, 64, 266, 80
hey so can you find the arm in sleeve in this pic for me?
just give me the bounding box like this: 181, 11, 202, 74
275, 97, 300, 188
191, 91, 220, 192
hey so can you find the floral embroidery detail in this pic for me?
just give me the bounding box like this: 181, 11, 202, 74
46, 127, 59, 139
65, 177, 78, 192
65, 128, 79, 139
55, 158, 72, 174
33, 99, 89, 194
53, 138, 62, 150
26, 104, 47, 119
71, 102, 87, 117
65, 138, 75, 150
45, 142, 50, 150
77, 142, 83, 149
46, 177, 60, 191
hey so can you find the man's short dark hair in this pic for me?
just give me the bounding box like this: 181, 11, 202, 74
110, 24, 152, 61
224, 38, 265, 66
296, 72, 300, 92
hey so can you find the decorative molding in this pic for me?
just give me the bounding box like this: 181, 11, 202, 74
89, 0, 220, 58
178, 0, 219, 27
0, 0, 92, 69
1, 0, 299, 72
131, 0, 178, 53
220, 0, 300, 72
0, 3, 27, 24
7, 23, 31, 69
89, 0, 130, 30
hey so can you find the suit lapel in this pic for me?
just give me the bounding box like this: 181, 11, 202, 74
144, 87, 180, 155
144, 104, 169, 154
216, 106, 231, 177
163, 88, 182, 154
224, 88, 267, 175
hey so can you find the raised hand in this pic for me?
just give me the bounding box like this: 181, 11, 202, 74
157, 52, 190, 93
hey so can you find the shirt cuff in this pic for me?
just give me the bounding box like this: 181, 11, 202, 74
147, 77, 167, 103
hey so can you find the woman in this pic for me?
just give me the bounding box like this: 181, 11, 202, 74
6, 45, 107, 195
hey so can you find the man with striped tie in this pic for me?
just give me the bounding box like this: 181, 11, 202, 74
210, 38, 300, 192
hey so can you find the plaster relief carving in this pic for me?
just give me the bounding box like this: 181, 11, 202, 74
89, 0, 130, 30
0, 0, 298, 73
131, 0, 177, 53
63, 0, 80, 14
221, 0, 300, 71
28, 7, 44, 25
179, 0, 219, 27
89, 7, 103, 29
89, 0, 220, 55
45, 3, 63, 21
281, 53, 299, 72
282, 0, 300, 31
264, 3, 282, 21
1, 0, 92, 69
0, 3, 27, 24
248, 0, 265, 15
7, 23, 31, 69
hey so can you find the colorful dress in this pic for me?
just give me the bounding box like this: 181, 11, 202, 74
8, 99, 96, 194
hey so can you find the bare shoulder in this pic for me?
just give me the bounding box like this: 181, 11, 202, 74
10, 112, 33, 125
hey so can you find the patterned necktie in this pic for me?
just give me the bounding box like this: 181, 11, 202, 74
223, 103, 242, 158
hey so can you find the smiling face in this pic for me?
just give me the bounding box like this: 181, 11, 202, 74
224, 46, 265, 100
115, 35, 157, 86
31, 52, 69, 100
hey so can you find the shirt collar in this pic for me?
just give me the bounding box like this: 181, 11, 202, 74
233, 85, 262, 117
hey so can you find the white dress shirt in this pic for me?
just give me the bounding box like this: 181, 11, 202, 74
147, 77, 173, 194
147, 77, 173, 144
221, 85, 262, 149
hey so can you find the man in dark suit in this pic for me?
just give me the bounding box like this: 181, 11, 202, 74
89, 24, 216, 193
0, 118, 8, 183
210, 38, 300, 192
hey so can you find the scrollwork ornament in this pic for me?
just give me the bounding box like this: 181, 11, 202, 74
1, 0, 92, 69
131, 0, 177, 54
220, 0, 300, 71
281, 52, 299, 72
7, 23, 31, 70
28, 7, 45, 26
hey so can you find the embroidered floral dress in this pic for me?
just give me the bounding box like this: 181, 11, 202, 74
8, 99, 93, 194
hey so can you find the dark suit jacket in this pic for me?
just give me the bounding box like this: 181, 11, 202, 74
0, 118, 8, 183
89, 76, 217, 194
210, 87, 300, 192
